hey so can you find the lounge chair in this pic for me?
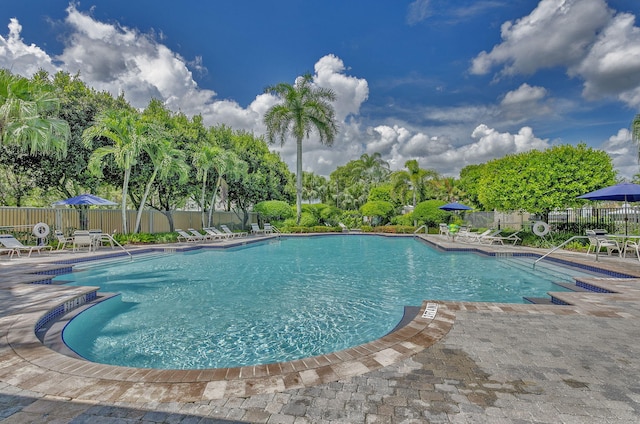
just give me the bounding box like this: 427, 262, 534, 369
459, 228, 495, 243
220, 224, 247, 237
176, 229, 201, 243
187, 228, 216, 242
204, 227, 234, 239
480, 230, 522, 245
251, 223, 266, 235
0, 248, 16, 259
0, 234, 53, 257
263, 223, 278, 234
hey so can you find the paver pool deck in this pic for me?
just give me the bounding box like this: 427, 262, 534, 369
0, 233, 639, 423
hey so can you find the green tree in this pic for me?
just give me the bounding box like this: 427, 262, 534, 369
360, 200, 395, 225
82, 108, 156, 234
477, 144, 616, 213
0, 69, 69, 158
412, 199, 449, 228
264, 73, 338, 224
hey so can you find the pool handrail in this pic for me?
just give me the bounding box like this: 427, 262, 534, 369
533, 235, 593, 268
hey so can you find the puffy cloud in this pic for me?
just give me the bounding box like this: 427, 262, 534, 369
58, 4, 218, 111
470, 0, 611, 76
570, 13, 640, 106
600, 128, 637, 180
470, 0, 640, 108
0, 18, 58, 76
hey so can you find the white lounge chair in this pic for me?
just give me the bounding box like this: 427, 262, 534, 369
176, 229, 201, 243
0, 234, 53, 257
251, 223, 266, 235
459, 228, 494, 243
0, 247, 16, 259
204, 227, 234, 239
220, 224, 247, 237
480, 230, 522, 245
187, 228, 216, 242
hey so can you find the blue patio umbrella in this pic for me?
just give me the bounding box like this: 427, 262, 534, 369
439, 201, 473, 211
53, 193, 117, 206
578, 182, 640, 235
53, 194, 117, 230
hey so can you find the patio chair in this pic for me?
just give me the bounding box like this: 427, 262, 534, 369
54, 230, 73, 250
623, 239, 640, 262
263, 223, 277, 234
0, 234, 53, 257
585, 230, 620, 256
220, 224, 247, 237
438, 223, 449, 236
72, 230, 94, 252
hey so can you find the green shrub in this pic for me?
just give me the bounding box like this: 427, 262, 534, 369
254, 200, 294, 221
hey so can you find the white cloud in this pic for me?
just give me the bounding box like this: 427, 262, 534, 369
58, 4, 218, 111
470, 0, 640, 108
600, 128, 637, 180
0, 18, 58, 76
570, 13, 640, 107
470, 0, 611, 76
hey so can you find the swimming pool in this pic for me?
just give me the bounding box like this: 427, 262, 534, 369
59, 235, 604, 370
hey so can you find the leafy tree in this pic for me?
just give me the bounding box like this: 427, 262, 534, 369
412, 199, 449, 227
264, 73, 338, 224
477, 144, 616, 214
254, 200, 294, 222
360, 200, 395, 225
458, 164, 485, 208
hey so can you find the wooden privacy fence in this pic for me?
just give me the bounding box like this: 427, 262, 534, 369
0, 207, 255, 238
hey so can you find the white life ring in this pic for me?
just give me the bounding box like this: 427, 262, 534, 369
32, 222, 50, 239
532, 221, 550, 237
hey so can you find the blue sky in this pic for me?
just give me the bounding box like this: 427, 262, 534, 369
2, 1, 640, 180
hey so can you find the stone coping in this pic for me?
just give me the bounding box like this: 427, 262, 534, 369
2, 233, 640, 403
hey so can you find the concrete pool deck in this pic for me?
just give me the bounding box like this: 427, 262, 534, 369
1, 233, 640, 422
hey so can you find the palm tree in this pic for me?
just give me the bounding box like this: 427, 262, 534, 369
207, 148, 246, 227
193, 143, 220, 228
133, 137, 189, 233
82, 108, 155, 234
355, 152, 390, 185
264, 73, 338, 223
0, 69, 69, 158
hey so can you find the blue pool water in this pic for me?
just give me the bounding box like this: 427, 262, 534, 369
59, 235, 603, 370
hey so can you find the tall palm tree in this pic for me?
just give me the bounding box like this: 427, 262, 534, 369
207, 148, 246, 227
355, 152, 390, 185
82, 108, 155, 234
0, 69, 69, 158
264, 73, 338, 223
133, 137, 189, 233
193, 143, 220, 228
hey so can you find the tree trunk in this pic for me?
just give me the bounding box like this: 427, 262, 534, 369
296, 137, 303, 224
134, 167, 158, 233
200, 171, 208, 229
161, 210, 175, 232
121, 168, 130, 234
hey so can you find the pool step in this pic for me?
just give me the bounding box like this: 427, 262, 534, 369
552, 281, 592, 292
523, 296, 555, 305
